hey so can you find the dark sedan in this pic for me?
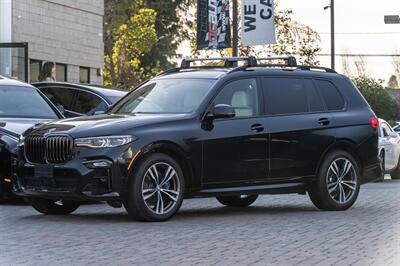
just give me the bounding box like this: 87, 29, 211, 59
33, 82, 127, 117
0, 76, 63, 201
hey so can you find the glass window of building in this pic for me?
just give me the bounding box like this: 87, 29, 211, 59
30, 59, 42, 83
79, 67, 90, 83
56, 63, 67, 82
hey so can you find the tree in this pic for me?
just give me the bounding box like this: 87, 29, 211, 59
388, 75, 399, 89
353, 76, 399, 121
190, 2, 321, 66
104, 2, 158, 90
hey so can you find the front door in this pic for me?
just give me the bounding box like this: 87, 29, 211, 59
202, 78, 268, 185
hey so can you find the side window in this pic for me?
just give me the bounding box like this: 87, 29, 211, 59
40, 87, 74, 110
74, 91, 105, 115
213, 78, 259, 118
315, 80, 345, 111
304, 79, 325, 112
262, 78, 308, 115
382, 123, 392, 137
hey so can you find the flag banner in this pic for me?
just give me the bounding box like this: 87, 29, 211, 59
241, 0, 276, 46
197, 0, 231, 50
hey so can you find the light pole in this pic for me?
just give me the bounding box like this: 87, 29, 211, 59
385, 15, 400, 24
232, 0, 239, 57
324, 0, 335, 70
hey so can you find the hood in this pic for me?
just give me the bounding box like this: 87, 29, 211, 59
0, 118, 53, 138
24, 113, 190, 138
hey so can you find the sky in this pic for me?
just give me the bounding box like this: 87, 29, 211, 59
178, 0, 400, 83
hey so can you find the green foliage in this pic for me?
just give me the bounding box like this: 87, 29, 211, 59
353, 76, 399, 122
104, 6, 158, 90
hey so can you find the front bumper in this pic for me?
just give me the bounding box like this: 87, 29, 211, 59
13, 158, 128, 201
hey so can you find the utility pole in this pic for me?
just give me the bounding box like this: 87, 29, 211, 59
330, 0, 335, 70
324, 1, 335, 70
232, 0, 238, 57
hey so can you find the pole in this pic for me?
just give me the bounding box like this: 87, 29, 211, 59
232, 0, 238, 57
330, 0, 335, 70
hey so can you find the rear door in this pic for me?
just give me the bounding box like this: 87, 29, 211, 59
261, 77, 336, 180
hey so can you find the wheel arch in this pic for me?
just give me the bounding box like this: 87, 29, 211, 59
130, 141, 194, 195
316, 140, 363, 177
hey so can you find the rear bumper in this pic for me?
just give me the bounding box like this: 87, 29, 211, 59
361, 162, 382, 184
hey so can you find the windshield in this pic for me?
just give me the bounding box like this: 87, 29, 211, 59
0, 86, 58, 119
110, 79, 215, 114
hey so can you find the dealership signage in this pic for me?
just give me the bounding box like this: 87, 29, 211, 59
241, 0, 276, 46
197, 0, 231, 50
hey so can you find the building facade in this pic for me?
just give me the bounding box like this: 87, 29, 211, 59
0, 0, 104, 84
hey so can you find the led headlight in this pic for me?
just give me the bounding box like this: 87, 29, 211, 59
74, 135, 136, 148
18, 136, 25, 147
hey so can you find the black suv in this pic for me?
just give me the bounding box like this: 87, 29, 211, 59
14, 57, 381, 221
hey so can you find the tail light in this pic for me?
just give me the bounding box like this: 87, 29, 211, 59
370, 116, 379, 129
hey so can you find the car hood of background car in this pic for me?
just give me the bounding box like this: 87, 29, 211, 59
24, 113, 191, 138
0, 118, 53, 138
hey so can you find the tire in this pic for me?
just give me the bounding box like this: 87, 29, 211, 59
390, 158, 400, 179
124, 153, 185, 222
308, 150, 360, 211
28, 198, 80, 215
376, 151, 385, 182
216, 195, 258, 207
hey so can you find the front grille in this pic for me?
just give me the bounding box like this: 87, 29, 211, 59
25, 135, 73, 164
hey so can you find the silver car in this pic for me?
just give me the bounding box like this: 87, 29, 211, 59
378, 119, 400, 180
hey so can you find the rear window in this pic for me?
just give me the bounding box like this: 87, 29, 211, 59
315, 80, 345, 111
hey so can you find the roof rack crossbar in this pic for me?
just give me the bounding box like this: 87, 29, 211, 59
256, 56, 297, 67
181, 56, 257, 68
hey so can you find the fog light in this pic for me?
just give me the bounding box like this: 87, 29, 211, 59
3, 178, 12, 183
84, 160, 112, 169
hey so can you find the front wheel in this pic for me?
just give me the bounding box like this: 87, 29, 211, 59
308, 150, 360, 211
28, 198, 80, 215
216, 195, 258, 207
124, 153, 185, 222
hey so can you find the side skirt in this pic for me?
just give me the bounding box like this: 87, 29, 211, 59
190, 182, 306, 198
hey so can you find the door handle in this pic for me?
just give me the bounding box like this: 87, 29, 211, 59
318, 118, 330, 126
251, 124, 264, 132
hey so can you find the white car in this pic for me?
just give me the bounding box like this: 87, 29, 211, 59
378, 119, 400, 180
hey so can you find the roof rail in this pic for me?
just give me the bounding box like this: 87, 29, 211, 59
298, 65, 337, 73
181, 56, 257, 68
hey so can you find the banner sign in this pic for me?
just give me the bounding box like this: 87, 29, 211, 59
241, 0, 276, 46
197, 0, 231, 50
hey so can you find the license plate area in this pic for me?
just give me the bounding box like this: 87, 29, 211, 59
34, 165, 54, 178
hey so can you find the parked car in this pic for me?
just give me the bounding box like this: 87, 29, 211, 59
0, 76, 63, 202
378, 119, 400, 180
392, 122, 400, 134
32, 82, 127, 117
14, 56, 381, 221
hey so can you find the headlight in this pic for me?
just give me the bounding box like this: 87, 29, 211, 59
18, 136, 25, 147
74, 135, 136, 148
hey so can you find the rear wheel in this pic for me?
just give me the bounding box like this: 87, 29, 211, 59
308, 150, 360, 211
376, 151, 385, 182
124, 153, 185, 222
216, 195, 258, 207
28, 198, 80, 215
390, 157, 400, 180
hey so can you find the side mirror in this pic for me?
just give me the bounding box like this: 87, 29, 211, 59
212, 104, 235, 119
389, 132, 398, 138
56, 104, 65, 115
